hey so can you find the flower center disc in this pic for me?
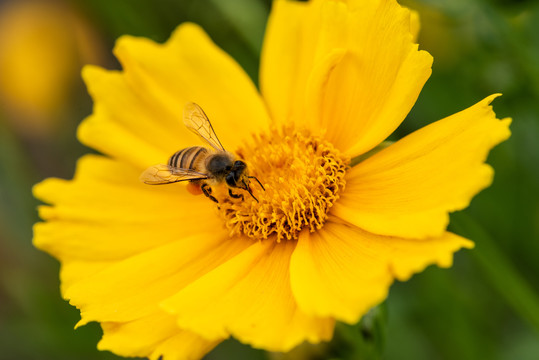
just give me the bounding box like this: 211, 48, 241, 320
218, 127, 349, 242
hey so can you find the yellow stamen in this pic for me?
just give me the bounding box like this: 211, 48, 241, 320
218, 126, 349, 242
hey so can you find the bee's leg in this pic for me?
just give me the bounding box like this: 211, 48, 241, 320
201, 183, 219, 203
228, 189, 244, 201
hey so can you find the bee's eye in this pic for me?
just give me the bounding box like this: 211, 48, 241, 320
234, 160, 246, 170
226, 172, 236, 187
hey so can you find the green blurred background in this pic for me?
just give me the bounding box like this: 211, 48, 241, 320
0, 0, 537, 359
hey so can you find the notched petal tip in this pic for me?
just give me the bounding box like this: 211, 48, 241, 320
112, 33, 161, 60
168, 22, 207, 42
32, 180, 47, 201
112, 22, 206, 63
478, 93, 512, 146
74, 317, 89, 329
389, 233, 474, 282
81, 64, 106, 84
485, 92, 502, 103
334, 93, 511, 239
32, 177, 70, 206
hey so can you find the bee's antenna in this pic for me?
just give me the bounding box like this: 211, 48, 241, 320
243, 180, 259, 203
249, 176, 265, 191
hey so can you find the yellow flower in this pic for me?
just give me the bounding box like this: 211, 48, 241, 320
33, 0, 510, 359
0, 0, 104, 136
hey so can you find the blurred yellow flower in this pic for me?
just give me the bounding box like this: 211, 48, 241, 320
0, 0, 104, 136
33, 0, 510, 359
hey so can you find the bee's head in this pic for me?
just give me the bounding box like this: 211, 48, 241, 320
226, 160, 264, 202
226, 160, 247, 188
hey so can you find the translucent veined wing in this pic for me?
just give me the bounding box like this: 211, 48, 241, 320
183, 102, 225, 151
140, 164, 209, 185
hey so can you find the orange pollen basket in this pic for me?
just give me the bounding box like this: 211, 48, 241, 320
216, 126, 349, 242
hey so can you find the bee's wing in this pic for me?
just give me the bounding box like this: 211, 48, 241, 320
140, 164, 209, 185
183, 102, 225, 151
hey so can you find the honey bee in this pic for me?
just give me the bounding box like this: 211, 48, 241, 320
140, 102, 264, 203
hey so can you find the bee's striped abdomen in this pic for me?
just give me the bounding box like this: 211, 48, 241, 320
168, 146, 208, 171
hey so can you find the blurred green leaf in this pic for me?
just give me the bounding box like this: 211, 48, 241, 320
331, 304, 387, 360
0, 119, 36, 244
208, 0, 268, 55
451, 212, 539, 334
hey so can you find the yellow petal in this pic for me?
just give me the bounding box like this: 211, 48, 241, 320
81, 22, 270, 166
59, 260, 112, 295
290, 226, 391, 323
78, 66, 184, 169
259, 0, 308, 126
290, 220, 473, 323
33, 154, 218, 262
63, 231, 250, 327
98, 312, 221, 360
260, 0, 432, 156
307, 0, 432, 156
162, 240, 334, 352
332, 95, 511, 239
148, 330, 221, 360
